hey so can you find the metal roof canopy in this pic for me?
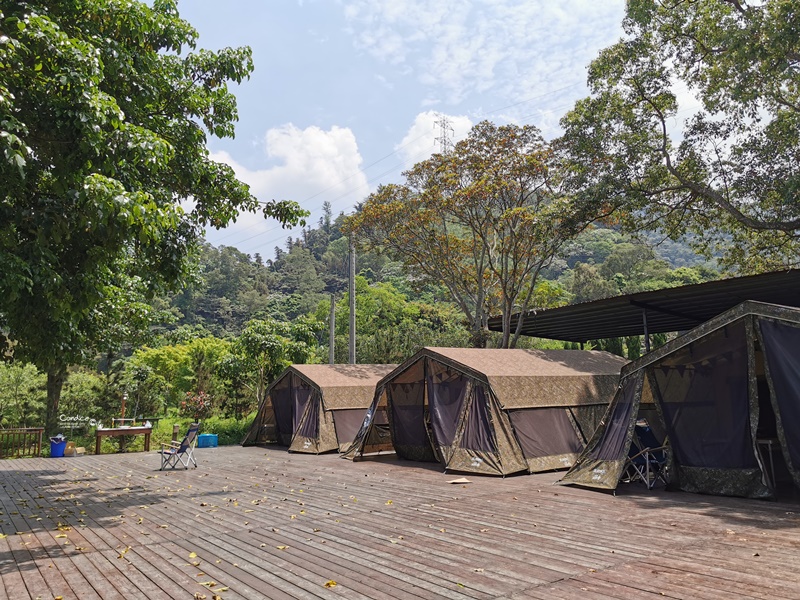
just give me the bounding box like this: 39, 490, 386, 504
488, 270, 800, 346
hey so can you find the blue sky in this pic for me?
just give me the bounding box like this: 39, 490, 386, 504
178, 1, 628, 258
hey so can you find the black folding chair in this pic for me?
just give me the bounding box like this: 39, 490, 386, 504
622, 423, 668, 489
159, 423, 200, 470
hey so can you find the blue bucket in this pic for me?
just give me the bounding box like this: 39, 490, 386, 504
50, 439, 67, 458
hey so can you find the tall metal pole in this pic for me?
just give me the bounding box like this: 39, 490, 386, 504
348, 237, 356, 364
329, 293, 336, 364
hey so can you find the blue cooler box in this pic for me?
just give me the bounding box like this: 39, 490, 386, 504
197, 433, 218, 448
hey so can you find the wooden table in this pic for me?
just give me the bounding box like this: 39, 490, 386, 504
95, 426, 152, 455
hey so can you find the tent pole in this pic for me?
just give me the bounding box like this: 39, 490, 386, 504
642, 308, 651, 353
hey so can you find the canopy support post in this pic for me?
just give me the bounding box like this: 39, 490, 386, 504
642, 308, 651, 353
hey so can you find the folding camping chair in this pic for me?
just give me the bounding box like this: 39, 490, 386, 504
159, 423, 200, 470
622, 422, 668, 489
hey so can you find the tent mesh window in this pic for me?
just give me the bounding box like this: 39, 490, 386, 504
426, 363, 470, 449
759, 319, 800, 487
388, 360, 436, 462
652, 322, 755, 470
271, 376, 294, 446
294, 384, 319, 440
461, 385, 495, 452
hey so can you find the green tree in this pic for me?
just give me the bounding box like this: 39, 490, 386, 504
128, 337, 230, 411
117, 364, 166, 420
58, 367, 104, 422
275, 245, 326, 316
566, 263, 617, 303
218, 317, 321, 415
559, 0, 800, 270
347, 121, 584, 348
128, 344, 193, 409
0, 362, 45, 427
313, 275, 469, 363
0, 1, 307, 433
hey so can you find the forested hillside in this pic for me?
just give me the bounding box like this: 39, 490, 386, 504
0, 199, 718, 433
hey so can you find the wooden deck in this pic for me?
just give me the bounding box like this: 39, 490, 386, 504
0, 446, 798, 600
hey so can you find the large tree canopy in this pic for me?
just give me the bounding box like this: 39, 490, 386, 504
0, 0, 307, 432
346, 121, 583, 348
559, 0, 800, 269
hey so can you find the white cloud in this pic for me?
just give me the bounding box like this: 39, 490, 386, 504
396, 110, 473, 165
343, 0, 626, 116
205, 124, 369, 256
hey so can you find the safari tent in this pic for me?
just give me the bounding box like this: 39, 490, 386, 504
342, 348, 628, 476
242, 364, 396, 454
558, 301, 800, 499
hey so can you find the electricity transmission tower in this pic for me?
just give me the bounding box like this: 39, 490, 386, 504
434, 113, 455, 154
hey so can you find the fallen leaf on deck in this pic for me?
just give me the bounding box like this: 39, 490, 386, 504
277, 545, 289, 550
193, 593, 206, 600
55, 534, 68, 539
447, 478, 471, 484
385, 500, 393, 505
189, 551, 197, 558
324, 580, 337, 588
198, 581, 217, 587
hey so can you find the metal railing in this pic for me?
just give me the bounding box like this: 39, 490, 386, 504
0, 428, 44, 458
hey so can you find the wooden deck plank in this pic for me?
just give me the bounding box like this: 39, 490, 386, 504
0, 447, 798, 599
585, 560, 769, 600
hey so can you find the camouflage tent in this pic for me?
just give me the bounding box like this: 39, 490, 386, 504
342, 348, 628, 476
558, 301, 800, 499
242, 364, 396, 454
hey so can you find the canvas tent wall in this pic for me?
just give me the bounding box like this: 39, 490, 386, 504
242, 364, 396, 454
342, 348, 628, 476
558, 301, 800, 499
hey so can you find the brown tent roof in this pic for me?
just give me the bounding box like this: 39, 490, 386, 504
289, 364, 397, 410
388, 348, 628, 409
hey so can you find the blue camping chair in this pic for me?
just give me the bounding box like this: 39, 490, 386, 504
623, 422, 668, 489
159, 423, 200, 470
